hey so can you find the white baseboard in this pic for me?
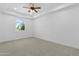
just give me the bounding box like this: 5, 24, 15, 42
34, 34, 79, 49
0, 35, 33, 43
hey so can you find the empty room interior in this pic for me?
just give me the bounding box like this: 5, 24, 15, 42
1, 3, 79, 56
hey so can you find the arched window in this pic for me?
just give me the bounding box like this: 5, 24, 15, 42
16, 19, 25, 31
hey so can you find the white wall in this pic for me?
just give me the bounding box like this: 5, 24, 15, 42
1, 4, 79, 49
0, 13, 33, 42
34, 5, 79, 49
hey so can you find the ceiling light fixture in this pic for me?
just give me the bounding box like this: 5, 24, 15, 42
14, 8, 17, 10
23, 3, 41, 14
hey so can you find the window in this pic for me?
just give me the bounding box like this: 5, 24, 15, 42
16, 19, 25, 31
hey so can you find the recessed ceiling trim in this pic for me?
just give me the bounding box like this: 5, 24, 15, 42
34, 3, 76, 19
0, 6, 33, 19
0, 9, 33, 19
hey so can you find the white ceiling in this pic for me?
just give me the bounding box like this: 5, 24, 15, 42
0, 3, 77, 19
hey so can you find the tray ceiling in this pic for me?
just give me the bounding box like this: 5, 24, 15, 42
0, 3, 76, 19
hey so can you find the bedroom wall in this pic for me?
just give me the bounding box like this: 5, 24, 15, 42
34, 5, 79, 49
0, 13, 33, 42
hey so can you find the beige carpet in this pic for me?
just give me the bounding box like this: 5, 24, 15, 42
0, 37, 79, 56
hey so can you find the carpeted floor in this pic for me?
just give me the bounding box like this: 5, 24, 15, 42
0, 37, 79, 56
